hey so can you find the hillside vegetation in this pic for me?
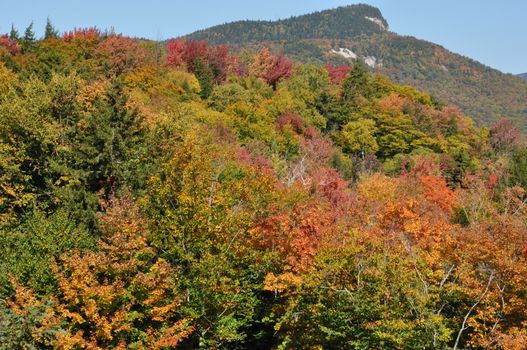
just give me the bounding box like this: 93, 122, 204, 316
186, 4, 527, 131
1, 23, 527, 349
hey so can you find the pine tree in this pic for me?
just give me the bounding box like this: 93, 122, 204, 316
21, 22, 36, 52
9, 24, 19, 40
194, 58, 214, 99
342, 59, 371, 104
44, 18, 58, 40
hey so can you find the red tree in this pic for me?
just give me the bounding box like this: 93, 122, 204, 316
165, 39, 237, 83
263, 53, 293, 88
63, 27, 100, 42
0, 35, 20, 55
325, 64, 351, 84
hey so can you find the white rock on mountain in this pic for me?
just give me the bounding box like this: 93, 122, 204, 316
330, 47, 358, 59
364, 16, 388, 31
364, 56, 377, 68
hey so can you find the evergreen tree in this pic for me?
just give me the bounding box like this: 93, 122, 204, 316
44, 18, 58, 40
9, 24, 19, 40
21, 22, 36, 52
194, 58, 214, 99
341, 59, 372, 104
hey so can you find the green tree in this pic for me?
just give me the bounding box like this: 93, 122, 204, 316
342, 59, 372, 105
21, 22, 36, 52
8, 24, 19, 40
510, 147, 527, 189
44, 18, 58, 40
194, 57, 214, 99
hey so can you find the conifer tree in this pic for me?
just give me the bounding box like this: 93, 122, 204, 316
21, 22, 36, 52
44, 17, 58, 39
9, 24, 19, 40
342, 59, 371, 104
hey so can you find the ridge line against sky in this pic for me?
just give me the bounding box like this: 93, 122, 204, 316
0, 0, 525, 74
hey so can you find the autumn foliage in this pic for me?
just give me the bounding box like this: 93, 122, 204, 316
1, 23, 527, 350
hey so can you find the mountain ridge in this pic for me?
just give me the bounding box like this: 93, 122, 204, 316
187, 4, 388, 44
184, 4, 527, 130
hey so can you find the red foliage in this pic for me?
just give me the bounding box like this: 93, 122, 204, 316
263, 53, 293, 88
208, 44, 238, 82
165, 39, 186, 67
311, 167, 352, 207
486, 172, 499, 192
490, 118, 521, 151
165, 39, 238, 83
180, 40, 209, 72
63, 27, 100, 42
276, 113, 305, 134
237, 147, 274, 175
325, 64, 351, 84
0, 35, 20, 55
97, 35, 146, 74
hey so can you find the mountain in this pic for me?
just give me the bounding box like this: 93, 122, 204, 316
188, 4, 388, 43
519, 73, 527, 80
185, 4, 527, 130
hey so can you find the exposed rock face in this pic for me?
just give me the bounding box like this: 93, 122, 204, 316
330, 48, 357, 59
365, 16, 388, 31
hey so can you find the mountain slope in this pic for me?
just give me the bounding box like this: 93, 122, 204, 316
188, 4, 388, 44
185, 5, 527, 130
519, 73, 527, 80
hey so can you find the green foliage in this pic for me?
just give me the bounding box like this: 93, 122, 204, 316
0, 297, 61, 350
271, 241, 452, 349
186, 5, 527, 131
342, 59, 373, 105
337, 118, 379, 156
194, 57, 214, 98
0, 27, 526, 350
44, 18, 58, 40
510, 147, 527, 189
21, 22, 36, 52
187, 4, 387, 44
9, 24, 19, 41
0, 209, 94, 297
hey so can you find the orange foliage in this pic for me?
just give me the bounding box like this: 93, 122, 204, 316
419, 175, 457, 214
5, 197, 195, 348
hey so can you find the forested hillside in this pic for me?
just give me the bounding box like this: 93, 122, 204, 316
188, 4, 388, 44
186, 4, 527, 131
1, 23, 527, 349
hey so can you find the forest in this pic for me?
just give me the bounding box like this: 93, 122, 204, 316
186, 4, 527, 132
1, 21, 527, 349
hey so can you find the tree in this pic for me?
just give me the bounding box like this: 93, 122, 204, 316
21, 22, 36, 52
96, 35, 147, 75
342, 59, 372, 104
510, 147, 527, 189
250, 48, 293, 89
490, 118, 520, 153
44, 18, 58, 40
337, 119, 379, 157
8, 24, 19, 40
194, 57, 214, 98
325, 64, 351, 84
3, 197, 194, 348
0, 35, 20, 56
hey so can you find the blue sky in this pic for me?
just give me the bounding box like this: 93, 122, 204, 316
0, 0, 525, 74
